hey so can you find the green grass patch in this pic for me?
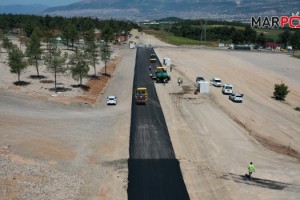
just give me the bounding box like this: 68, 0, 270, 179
165, 35, 200, 45
254, 28, 284, 41
206, 25, 245, 30
143, 29, 214, 46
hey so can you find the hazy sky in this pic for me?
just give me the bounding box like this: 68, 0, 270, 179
0, 0, 79, 6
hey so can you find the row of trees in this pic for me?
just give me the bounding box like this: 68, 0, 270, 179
170, 24, 257, 44
166, 20, 300, 52
0, 14, 134, 92
2, 29, 112, 93
0, 14, 138, 39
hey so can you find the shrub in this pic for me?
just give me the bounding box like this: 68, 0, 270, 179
273, 82, 290, 101
295, 107, 300, 111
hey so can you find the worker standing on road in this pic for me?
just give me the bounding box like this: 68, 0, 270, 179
149, 65, 152, 71
178, 77, 183, 86
248, 162, 255, 181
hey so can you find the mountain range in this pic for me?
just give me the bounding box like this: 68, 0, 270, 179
0, 4, 48, 14
1, 0, 299, 20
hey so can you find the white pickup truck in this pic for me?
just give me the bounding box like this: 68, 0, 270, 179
229, 93, 244, 103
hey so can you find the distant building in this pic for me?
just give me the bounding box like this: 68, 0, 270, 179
265, 42, 280, 49
218, 43, 225, 48
52, 28, 62, 36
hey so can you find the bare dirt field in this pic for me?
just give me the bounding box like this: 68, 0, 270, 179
1, 30, 300, 200
153, 46, 300, 199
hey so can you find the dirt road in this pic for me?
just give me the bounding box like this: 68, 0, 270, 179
0, 48, 135, 200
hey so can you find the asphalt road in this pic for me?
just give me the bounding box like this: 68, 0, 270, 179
127, 47, 190, 200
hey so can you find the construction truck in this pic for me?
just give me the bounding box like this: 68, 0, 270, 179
155, 66, 171, 83
135, 87, 148, 104
150, 54, 157, 63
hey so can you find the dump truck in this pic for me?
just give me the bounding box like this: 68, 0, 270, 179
135, 87, 148, 104
155, 66, 171, 83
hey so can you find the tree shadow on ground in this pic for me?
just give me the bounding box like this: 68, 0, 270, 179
87, 75, 100, 80
100, 73, 111, 77
13, 81, 31, 86
49, 87, 72, 92
71, 84, 90, 91
40, 80, 54, 84
29, 75, 47, 80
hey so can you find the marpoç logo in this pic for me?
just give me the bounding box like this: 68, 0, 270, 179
251, 12, 300, 28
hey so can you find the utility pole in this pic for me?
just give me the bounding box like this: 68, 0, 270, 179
200, 20, 207, 42
200, 20, 203, 42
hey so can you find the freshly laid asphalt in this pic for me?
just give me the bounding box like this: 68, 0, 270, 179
127, 47, 190, 200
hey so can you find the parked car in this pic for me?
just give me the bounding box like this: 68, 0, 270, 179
107, 96, 117, 105
222, 84, 233, 94
229, 93, 244, 103
196, 76, 205, 83
210, 77, 222, 87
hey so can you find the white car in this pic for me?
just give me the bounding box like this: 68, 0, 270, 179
222, 84, 233, 94
107, 96, 117, 105
229, 93, 244, 103
210, 77, 222, 87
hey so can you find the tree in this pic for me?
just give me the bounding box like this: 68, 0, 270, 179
278, 29, 291, 47
84, 29, 96, 44
63, 23, 78, 49
43, 45, 68, 92
68, 48, 89, 86
2, 36, 13, 50
244, 25, 256, 43
85, 41, 99, 77
18, 29, 27, 48
101, 25, 113, 42
26, 30, 42, 77
84, 29, 99, 77
0, 29, 3, 53
290, 30, 300, 56
100, 43, 112, 75
273, 82, 290, 101
42, 28, 54, 50
8, 44, 28, 83
256, 32, 266, 45
232, 30, 244, 44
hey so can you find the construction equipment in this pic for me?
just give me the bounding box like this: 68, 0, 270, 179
150, 54, 157, 63
155, 66, 171, 83
135, 87, 148, 104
